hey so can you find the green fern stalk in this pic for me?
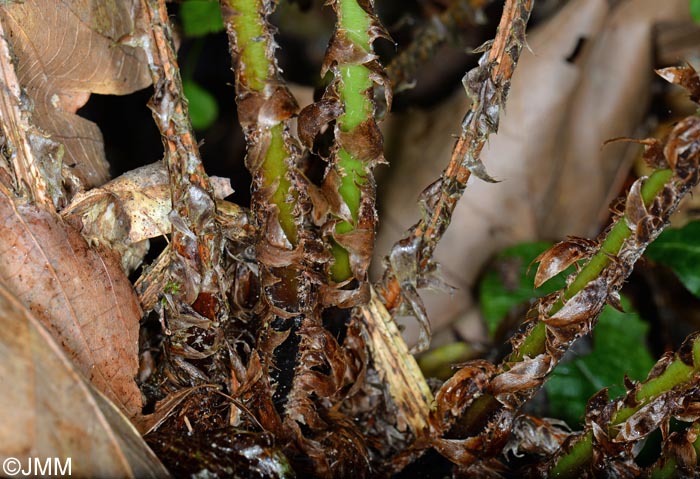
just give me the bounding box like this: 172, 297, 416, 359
330, 0, 376, 282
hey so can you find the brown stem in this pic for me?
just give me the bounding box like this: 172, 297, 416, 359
378, 0, 534, 352
139, 0, 223, 307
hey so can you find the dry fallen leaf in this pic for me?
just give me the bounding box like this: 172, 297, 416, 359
0, 0, 152, 190
375, 0, 691, 345
0, 183, 143, 422
0, 282, 169, 478
61, 162, 235, 273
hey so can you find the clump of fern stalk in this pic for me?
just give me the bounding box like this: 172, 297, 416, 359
424, 104, 700, 472
221, 1, 373, 476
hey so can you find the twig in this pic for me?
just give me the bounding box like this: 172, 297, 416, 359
377, 0, 534, 353
139, 0, 223, 305
426, 108, 700, 470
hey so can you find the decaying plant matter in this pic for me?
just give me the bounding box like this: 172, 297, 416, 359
5, 1, 700, 478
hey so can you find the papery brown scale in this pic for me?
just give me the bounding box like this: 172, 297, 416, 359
431, 437, 481, 467
543, 276, 607, 328
664, 116, 700, 181
319, 283, 369, 308
258, 86, 299, 126
532, 238, 596, 288
616, 392, 680, 442
673, 433, 700, 474
624, 177, 648, 233
297, 99, 344, 149
674, 398, 700, 424
256, 241, 305, 268
657, 64, 700, 105
432, 360, 496, 430
492, 355, 552, 406
634, 215, 664, 245
333, 227, 374, 278
503, 415, 570, 458
337, 119, 384, 163
606, 291, 624, 312
321, 169, 353, 222
321, 30, 377, 76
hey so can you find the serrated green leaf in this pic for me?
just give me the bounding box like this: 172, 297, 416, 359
691, 0, 700, 23
545, 299, 655, 428
645, 221, 700, 296
181, 0, 224, 38
183, 79, 219, 130
478, 242, 570, 338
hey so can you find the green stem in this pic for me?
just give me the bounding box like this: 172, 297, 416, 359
512, 169, 673, 361
549, 433, 593, 478
329, 0, 375, 283
228, 0, 268, 91
227, 0, 298, 245
454, 168, 681, 453
550, 337, 700, 477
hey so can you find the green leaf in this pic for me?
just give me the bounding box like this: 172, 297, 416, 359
180, 0, 224, 38
645, 221, 700, 296
478, 242, 570, 338
183, 79, 219, 130
691, 0, 700, 23
545, 298, 655, 427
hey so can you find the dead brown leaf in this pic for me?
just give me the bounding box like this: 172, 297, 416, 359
375, 0, 691, 345
0, 282, 169, 478
0, 183, 143, 422
0, 0, 151, 190
61, 162, 234, 273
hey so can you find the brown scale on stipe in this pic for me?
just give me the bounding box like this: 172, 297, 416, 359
530, 236, 598, 289
220, 1, 373, 476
